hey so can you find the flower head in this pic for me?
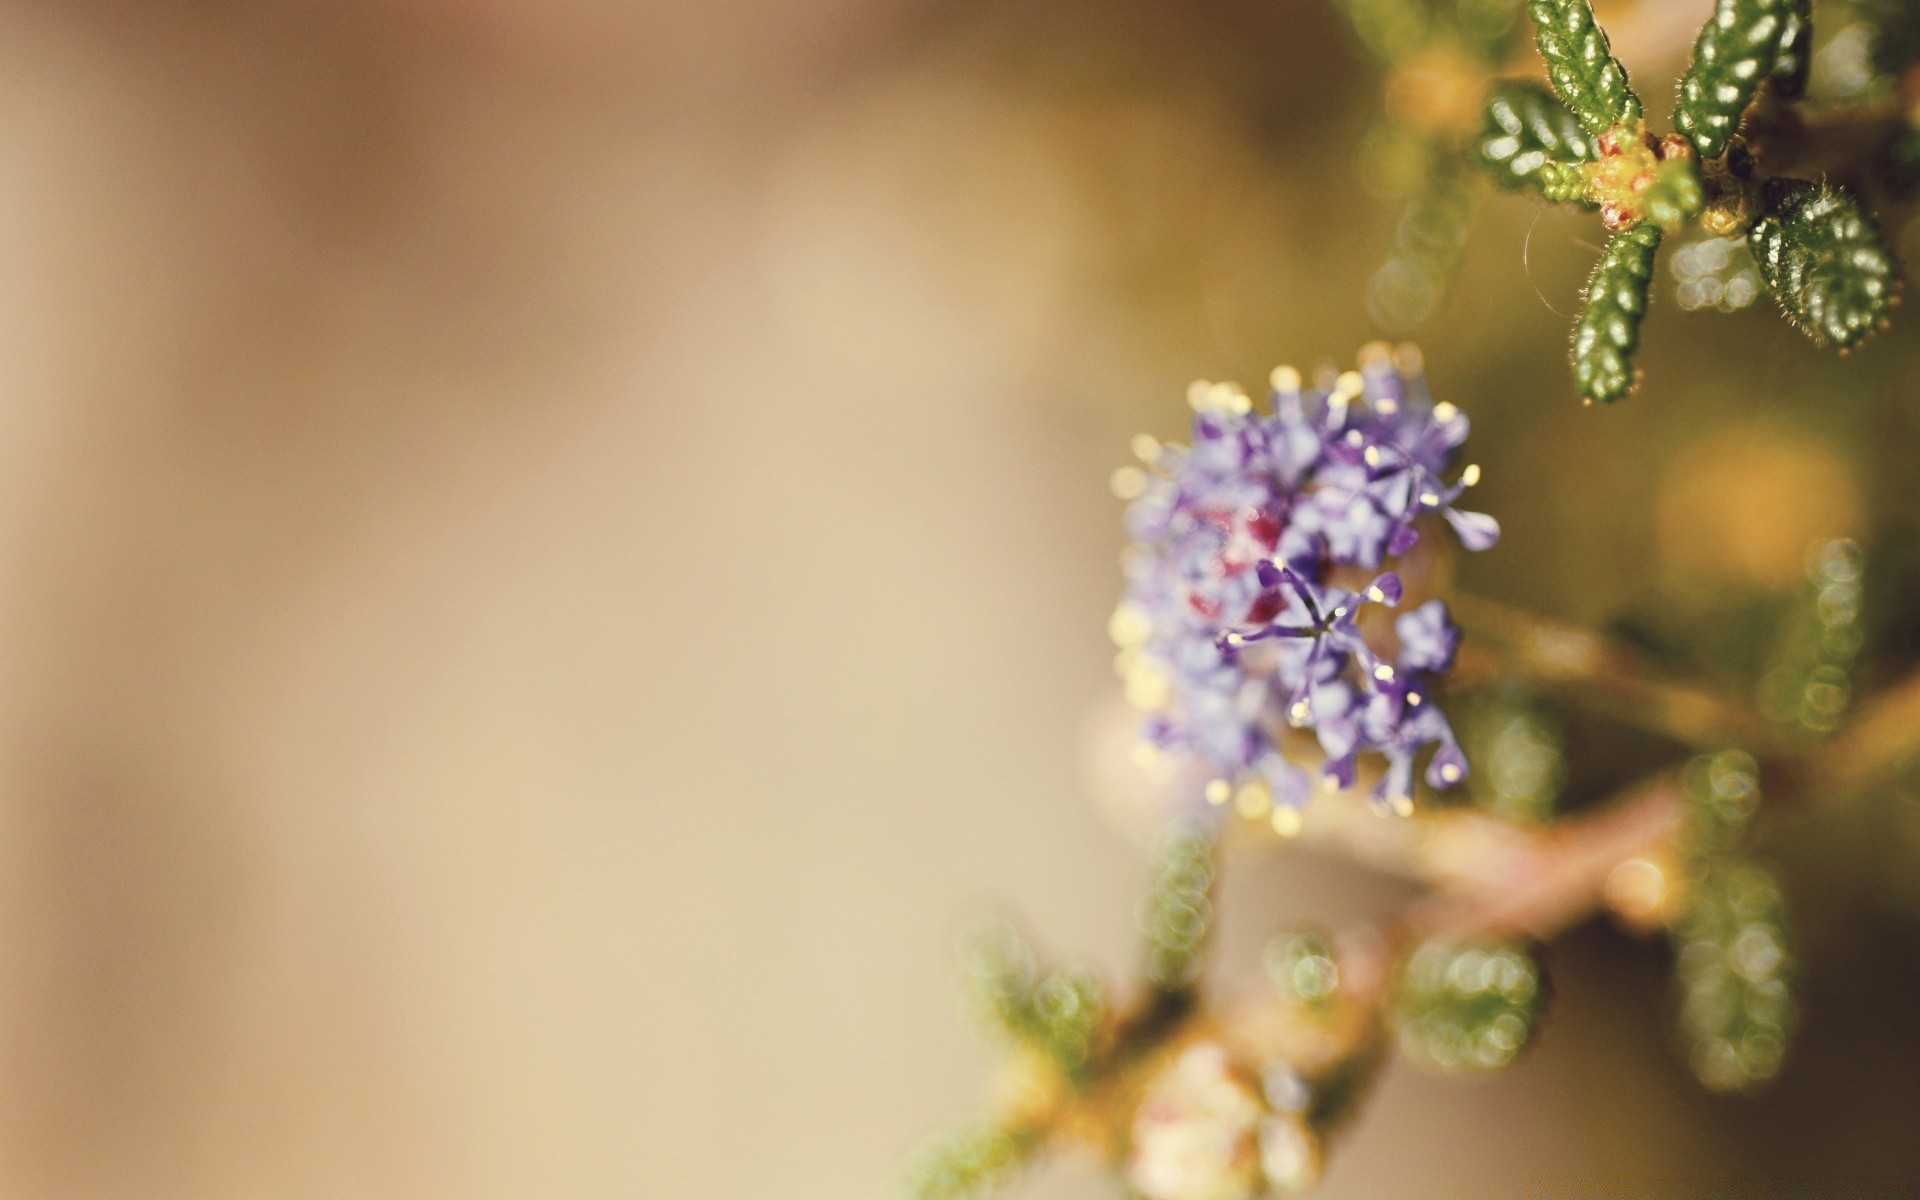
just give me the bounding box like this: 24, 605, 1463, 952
1115, 345, 1497, 813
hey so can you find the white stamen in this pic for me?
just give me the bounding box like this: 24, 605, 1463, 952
1461, 463, 1481, 487
1373, 664, 1395, 681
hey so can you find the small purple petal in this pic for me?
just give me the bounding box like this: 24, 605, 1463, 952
1425, 740, 1469, 790
1443, 507, 1501, 552
1365, 572, 1403, 607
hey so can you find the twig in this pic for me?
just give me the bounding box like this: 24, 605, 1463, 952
1448, 592, 1784, 752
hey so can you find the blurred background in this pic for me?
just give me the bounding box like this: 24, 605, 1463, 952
0, 0, 1917, 1196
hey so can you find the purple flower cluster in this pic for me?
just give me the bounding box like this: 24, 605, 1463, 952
1111, 345, 1497, 815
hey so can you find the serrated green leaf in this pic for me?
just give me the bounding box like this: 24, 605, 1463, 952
1675, 0, 1797, 160
1749, 177, 1899, 349
1525, 0, 1641, 137
1571, 223, 1661, 402
1473, 80, 1596, 201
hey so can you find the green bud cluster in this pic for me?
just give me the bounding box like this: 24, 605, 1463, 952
1572, 223, 1661, 403
1391, 939, 1545, 1073
1749, 177, 1899, 349
900, 1120, 1038, 1200
1142, 821, 1218, 992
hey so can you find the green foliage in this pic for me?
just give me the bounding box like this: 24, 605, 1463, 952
1330, 0, 1431, 63
1141, 820, 1218, 992
1473, 81, 1594, 201
1264, 930, 1341, 1009
1771, 0, 1812, 98
1525, 0, 1641, 137
1571, 223, 1661, 403
1457, 0, 1527, 55
1749, 177, 1899, 349
961, 921, 1106, 1077
1670, 858, 1796, 1092
1391, 939, 1545, 1073
1759, 539, 1865, 736
1680, 749, 1762, 859
1465, 686, 1564, 825
1674, 0, 1799, 160
1367, 155, 1477, 331
899, 1119, 1038, 1200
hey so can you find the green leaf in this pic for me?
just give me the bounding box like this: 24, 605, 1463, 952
1674, 0, 1797, 160
1571, 222, 1661, 403
1525, 0, 1641, 137
1771, 0, 1812, 98
1758, 539, 1864, 737
1264, 929, 1342, 1009
1749, 177, 1899, 349
1464, 685, 1564, 825
899, 1120, 1039, 1200
960, 921, 1105, 1077
1391, 939, 1545, 1073
1669, 858, 1796, 1092
1140, 820, 1217, 992
1473, 80, 1596, 201
1680, 749, 1761, 858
